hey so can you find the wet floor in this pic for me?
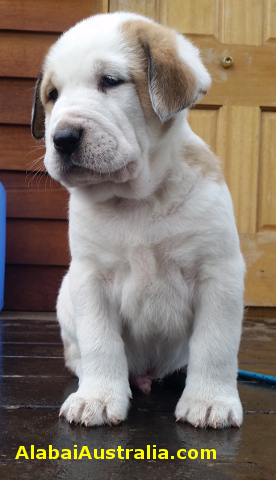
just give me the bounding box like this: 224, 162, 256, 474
0, 312, 275, 479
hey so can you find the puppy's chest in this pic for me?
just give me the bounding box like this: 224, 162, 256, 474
107, 243, 196, 333
70, 201, 200, 330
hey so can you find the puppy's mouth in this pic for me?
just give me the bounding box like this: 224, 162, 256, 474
50, 154, 138, 187
66, 158, 137, 183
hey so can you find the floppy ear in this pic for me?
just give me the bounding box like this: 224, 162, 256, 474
136, 23, 211, 121
145, 44, 197, 121
31, 71, 45, 140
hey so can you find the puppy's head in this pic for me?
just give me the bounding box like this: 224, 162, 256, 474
31, 12, 211, 200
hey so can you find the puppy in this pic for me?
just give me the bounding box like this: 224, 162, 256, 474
31, 12, 245, 428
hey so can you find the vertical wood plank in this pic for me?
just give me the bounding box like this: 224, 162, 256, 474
109, 0, 220, 37
162, 0, 219, 37
188, 108, 219, 154
219, 106, 260, 234
109, 0, 159, 18
263, 0, 276, 42
100, 0, 109, 13
223, 0, 263, 45
258, 111, 276, 230
240, 233, 276, 306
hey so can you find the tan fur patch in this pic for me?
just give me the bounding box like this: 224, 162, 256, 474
121, 19, 197, 126
120, 21, 157, 123
183, 143, 224, 183
32, 67, 58, 139
40, 68, 58, 115
31, 71, 45, 140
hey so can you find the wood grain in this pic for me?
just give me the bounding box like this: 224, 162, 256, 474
162, 0, 219, 38
109, 0, 160, 20
219, 106, 260, 235
0, 32, 58, 78
196, 40, 276, 108
0, 125, 45, 171
4, 265, 67, 311
258, 111, 276, 230
6, 219, 69, 266
188, 107, 220, 155
240, 233, 276, 306
0, 0, 105, 32
0, 78, 35, 125
2, 171, 68, 220
223, 0, 263, 45
264, 0, 276, 42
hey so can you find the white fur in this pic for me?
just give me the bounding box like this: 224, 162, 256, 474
39, 13, 245, 428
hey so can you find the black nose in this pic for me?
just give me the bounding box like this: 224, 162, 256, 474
53, 128, 82, 155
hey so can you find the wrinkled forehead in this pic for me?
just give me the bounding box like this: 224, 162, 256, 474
44, 14, 142, 83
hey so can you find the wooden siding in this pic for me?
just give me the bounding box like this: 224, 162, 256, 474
0, 0, 107, 310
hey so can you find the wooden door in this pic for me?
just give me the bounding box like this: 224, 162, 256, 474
110, 0, 276, 306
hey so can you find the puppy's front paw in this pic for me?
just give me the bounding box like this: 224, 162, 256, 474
60, 384, 131, 427
175, 393, 243, 429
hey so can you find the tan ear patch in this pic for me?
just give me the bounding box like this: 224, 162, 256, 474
31, 71, 45, 140
121, 20, 197, 122
31, 68, 58, 140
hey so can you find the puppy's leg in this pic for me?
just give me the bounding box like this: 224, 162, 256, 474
57, 273, 82, 379
175, 259, 244, 429
59, 260, 131, 427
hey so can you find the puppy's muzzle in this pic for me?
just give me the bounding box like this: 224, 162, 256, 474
54, 128, 82, 156
52, 125, 129, 176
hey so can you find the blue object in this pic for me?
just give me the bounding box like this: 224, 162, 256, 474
238, 369, 276, 385
0, 183, 6, 311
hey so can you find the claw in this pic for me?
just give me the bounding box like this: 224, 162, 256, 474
110, 417, 122, 426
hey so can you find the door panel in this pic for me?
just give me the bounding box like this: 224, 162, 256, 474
188, 108, 220, 155
219, 105, 259, 235
109, 0, 276, 305
259, 112, 276, 230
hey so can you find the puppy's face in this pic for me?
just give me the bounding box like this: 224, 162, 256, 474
32, 13, 211, 200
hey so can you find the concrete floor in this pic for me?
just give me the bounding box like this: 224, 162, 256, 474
0, 311, 275, 480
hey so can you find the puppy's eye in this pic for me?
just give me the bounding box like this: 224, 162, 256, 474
49, 89, 58, 102
101, 75, 125, 88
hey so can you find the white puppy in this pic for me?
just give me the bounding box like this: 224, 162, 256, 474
31, 12, 245, 428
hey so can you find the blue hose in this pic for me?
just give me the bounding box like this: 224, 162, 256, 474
238, 369, 276, 385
